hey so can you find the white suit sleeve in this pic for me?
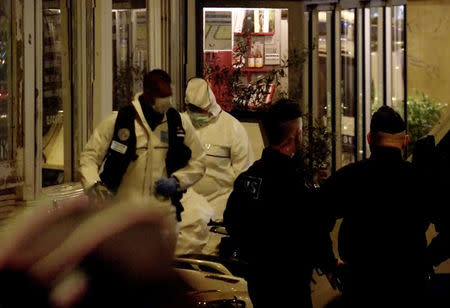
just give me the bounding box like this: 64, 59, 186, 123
79, 113, 117, 190
173, 116, 206, 190
230, 120, 254, 176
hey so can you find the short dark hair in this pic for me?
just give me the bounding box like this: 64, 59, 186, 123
370, 106, 405, 134
143, 69, 171, 94
263, 99, 303, 146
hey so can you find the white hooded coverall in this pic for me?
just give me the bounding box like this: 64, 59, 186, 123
79, 93, 206, 218
182, 78, 254, 221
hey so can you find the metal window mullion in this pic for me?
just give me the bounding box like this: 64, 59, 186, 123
363, 7, 371, 159
303, 11, 310, 117
385, 6, 392, 107
131, 10, 137, 68
73, 0, 89, 182
162, 1, 167, 71
114, 12, 120, 70
162, 1, 170, 71
170, 0, 184, 110
61, 0, 73, 182
307, 10, 314, 153
23, 0, 36, 199
35, 0, 43, 193
334, 10, 342, 171
87, 0, 94, 136
356, 8, 364, 161
403, 5, 407, 124
148, 0, 162, 69
93, 0, 112, 128
6, 0, 12, 162
326, 11, 333, 123
377, 7, 384, 106
311, 10, 319, 123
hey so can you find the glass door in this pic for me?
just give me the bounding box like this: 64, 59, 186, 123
391, 5, 405, 119
369, 7, 384, 115
0, 0, 12, 162
40, 0, 72, 187
112, 0, 148, 111
316, 10, 333, 177
339, 9, 357, 167
201, 7, 290, 113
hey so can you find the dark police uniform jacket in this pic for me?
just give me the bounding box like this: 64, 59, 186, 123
224, 147, 335, 307
321, 146, 450, 305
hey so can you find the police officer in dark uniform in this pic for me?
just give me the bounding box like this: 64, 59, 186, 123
321, 106, 450, 307
224, 99, 336, 308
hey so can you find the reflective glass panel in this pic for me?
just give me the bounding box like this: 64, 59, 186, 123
340, 9, 356, 167
203, 8, 288, 112
113, 0, 147, 111
370, 7, 384, 114
391, 5, 405, 119
0, 0, 12, 161
42, 0, 66, 186
316, 11, 332, 179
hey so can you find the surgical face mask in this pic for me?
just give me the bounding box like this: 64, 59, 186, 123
153, 96, 173, 114
188, 111, 211, 128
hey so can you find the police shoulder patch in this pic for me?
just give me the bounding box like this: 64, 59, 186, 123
236, 175, 263, 200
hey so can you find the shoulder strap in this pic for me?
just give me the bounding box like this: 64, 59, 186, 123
165, 108, 191, 176
165, 107, 192, 221
99, 105, 137, 192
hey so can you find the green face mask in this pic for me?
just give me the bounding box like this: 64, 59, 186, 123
188, 112, 210, 128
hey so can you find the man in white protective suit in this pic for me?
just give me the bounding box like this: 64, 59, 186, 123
179, 78, 254, 255
80, 70, 206, 223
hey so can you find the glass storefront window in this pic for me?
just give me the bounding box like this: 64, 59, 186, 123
0, 0, 12, 161
340, 9, 356, 167
316, 11, 332, 177
370, 7, 384, 114
318, 11, 332, 128
112, 0, 147, 111
203, 8, 289, 112
42, 0, 66, 186
391, 5, 405, 119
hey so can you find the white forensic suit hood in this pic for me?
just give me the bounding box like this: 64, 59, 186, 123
185, 78, 221, 118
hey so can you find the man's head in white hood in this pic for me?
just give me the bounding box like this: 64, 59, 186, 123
185, 78, 222, 128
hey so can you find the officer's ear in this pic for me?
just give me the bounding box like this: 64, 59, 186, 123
403, 134, 410, 147
367, 132, 373, 145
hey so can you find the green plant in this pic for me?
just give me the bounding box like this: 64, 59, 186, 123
407, 90, 444, 149
299, 117, 334, 185
204, 34, 307, 111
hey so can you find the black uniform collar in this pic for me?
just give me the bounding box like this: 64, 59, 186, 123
370, 146, 403, 161
139, 95, 164, 131
262, 147, 297, 168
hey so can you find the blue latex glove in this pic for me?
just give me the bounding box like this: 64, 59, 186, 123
155, 177, 178, 197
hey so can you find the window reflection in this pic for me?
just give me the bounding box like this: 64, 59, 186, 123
42, 0, 65, 186
370, 7, 384, 114
0, 0, 11, 161
112, 0, 147, 111
317, 11, 332, 177
318, 12, 332, 126
391, 6, 405, 118
341, 9, 356, 167
203, 8, 288, 112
